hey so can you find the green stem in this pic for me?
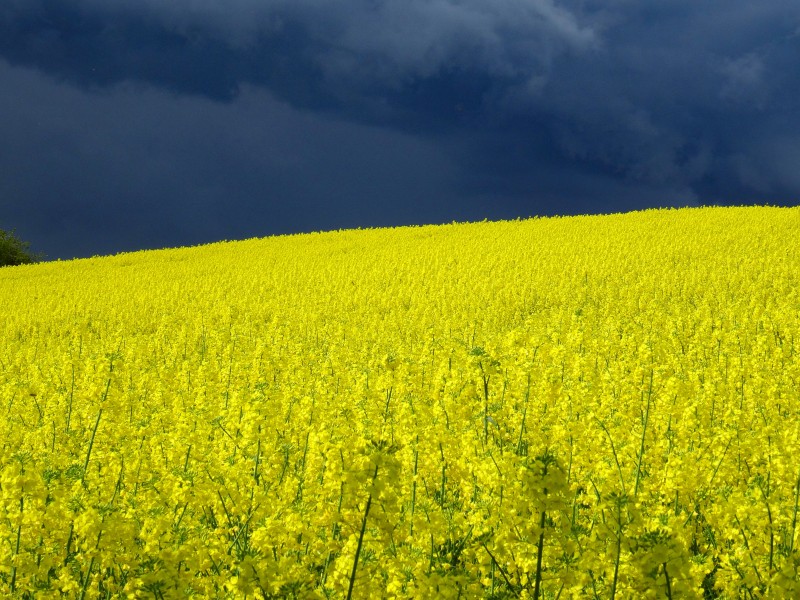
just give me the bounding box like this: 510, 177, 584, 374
533, 509, 546, 599
734, 514, 762, 585
516, 374, 531, 456
481, 543, 520, 598
610, 499, 622, 600
597, 419, 627, 496
64, 522, 74, 565
709, 437, 733, 486
634, 368, 653, 497
253, 438, 261, 484
756, 479, 775, 572
790, 463, 800, 554
81, 409, 103, 487
66, 363, 75, 433
346, 464, 379, 600
78, 557, 95, 600
224, 339, 236, 409
10, 496, 22, 593
483, 373, 490, 446
183, 444, 192, 473
410, 437, 418, 537
663, 563, 673, 600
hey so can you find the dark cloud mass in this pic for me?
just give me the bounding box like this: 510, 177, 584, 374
1, 0, 799, 259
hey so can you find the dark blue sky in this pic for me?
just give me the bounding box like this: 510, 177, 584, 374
2, 1, 799, 260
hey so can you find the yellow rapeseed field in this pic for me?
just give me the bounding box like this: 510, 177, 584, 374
1, 206, 799, 599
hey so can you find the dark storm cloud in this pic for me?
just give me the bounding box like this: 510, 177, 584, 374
0, 62, 468, 259
0, 0, 600, 135
1, 1, 799, 258
525, 1, 800, 201
3, 1, 798, 183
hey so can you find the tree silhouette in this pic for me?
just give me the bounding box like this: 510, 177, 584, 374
0, 229, 44, 266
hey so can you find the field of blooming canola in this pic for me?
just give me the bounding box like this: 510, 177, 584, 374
1, 206, 799, 598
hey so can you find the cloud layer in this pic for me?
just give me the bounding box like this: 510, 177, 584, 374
1, 1, 799, 257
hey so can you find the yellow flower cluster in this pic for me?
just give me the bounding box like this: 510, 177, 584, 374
1, 206, 799, 598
